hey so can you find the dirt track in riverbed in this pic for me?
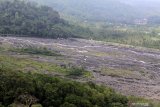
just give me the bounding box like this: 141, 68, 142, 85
1, 37, 160, 100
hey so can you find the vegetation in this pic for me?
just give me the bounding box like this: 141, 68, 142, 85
0, 0, 160, 50
96, 25, 160, 49
0, 54, 92, 77
0, 60, 128, 107
30, 0, 139, 24
30, 0, 160, 24
68, 67, 87, 77
0, 54, 158, 107
10, 47, 61, 56
128, 96, 160, 107
0, 0, 76, 38
28, 0, 160, 50
74, 23, 160, 50
0, 0, 160, 107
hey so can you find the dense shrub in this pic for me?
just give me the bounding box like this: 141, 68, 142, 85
0, 66, 128, 107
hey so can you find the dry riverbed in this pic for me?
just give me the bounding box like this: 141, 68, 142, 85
0, 36, 160, 100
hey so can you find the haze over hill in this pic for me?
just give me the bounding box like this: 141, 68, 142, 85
30, 0, 160, 24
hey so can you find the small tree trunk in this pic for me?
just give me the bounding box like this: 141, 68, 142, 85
28, 101, 32, 107
29, 104, 32, 107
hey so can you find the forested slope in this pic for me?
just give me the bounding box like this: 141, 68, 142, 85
30, 0, 140, 24
30, 0, 160, 24
0, 0, 91, 38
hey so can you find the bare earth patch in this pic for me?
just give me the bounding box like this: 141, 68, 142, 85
1, 36, 160, 100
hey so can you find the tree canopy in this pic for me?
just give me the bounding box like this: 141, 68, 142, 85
0, 61, 128, 107
0, 0, 75, 38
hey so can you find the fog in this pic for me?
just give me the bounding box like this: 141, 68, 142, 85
29, 0, 160, 24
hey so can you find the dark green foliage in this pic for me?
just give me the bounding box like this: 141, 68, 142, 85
0, 104, 4, 107
10, 47, 61, 56
0, 0, 94, 39
51, 23, 93, 39
68, 67, 86, 76
0, 0, 75, 38
0, 65, 128, 107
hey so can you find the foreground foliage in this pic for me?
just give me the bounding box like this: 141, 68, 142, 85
0, 65, 128, 107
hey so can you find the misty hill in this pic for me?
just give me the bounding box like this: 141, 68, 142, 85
30, 0, 160, 24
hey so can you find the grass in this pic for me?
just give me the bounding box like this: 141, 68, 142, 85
128, 96, 160, 107
0, 55, 65, 74
9, 103, 42, 107
101, 67, 140, 78
88, 50, 124, 58
0, 43, 92, 78
0, 47, 4, 51
10, 47, 61, 56
0, 55, 91, 78
82, 23, 160, 50
31, 104, 43, 107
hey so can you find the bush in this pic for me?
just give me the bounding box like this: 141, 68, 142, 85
68, 67, 86, 76
0, 66, 128, 107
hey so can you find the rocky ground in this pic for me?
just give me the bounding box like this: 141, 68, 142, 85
0, 37, 160, 100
